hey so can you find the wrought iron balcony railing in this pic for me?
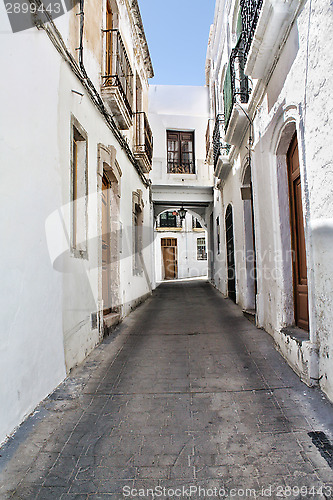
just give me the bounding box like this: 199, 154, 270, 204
223, 45, 250, 131
102, 29, 134, 116
133, 112, 153, 170
213, 114, 231, 167
239, 0, 263, 60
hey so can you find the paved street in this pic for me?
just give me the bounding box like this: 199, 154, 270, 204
1, 280, 333, 499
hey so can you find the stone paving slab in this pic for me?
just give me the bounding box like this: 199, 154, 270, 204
0, 280, 333, 499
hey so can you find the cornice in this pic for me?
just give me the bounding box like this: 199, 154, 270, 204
130, 0, 154, 78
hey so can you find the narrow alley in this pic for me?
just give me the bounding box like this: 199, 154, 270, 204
1, 280, 333, 499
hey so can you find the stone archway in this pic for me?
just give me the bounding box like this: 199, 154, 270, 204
154, 207, 209, 282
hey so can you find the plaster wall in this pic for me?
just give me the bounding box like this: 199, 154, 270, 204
0, 24, 66, 445
0, 2, 153, 443
53, 50, 153, 369
246, 1, 333, 396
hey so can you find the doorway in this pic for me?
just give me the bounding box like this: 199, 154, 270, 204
161, 238, 178, 280
287, 134, 309, 331
102, 174, 111, 314
225, 204, 236, 303
241, 165, 257, 310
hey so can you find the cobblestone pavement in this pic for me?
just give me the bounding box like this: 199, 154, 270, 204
1, 280, 333, 499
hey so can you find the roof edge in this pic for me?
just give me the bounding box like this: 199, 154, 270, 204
131, 0, 154, 79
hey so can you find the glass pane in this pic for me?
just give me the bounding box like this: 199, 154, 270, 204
182, 140, 192, 153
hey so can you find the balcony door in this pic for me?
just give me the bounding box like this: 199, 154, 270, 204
105, 2, 113, 75
287, 134, 309, 331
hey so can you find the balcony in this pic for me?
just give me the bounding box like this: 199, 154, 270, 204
239, 0, 263, 61
101, 29, 133, 130
133, 112, 153, 173
223, 46, 250, 145
213, 114, 232, 181
242, 0, 299, 79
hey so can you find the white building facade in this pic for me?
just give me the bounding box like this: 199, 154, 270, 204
0, 0, 154, 444
154, 212, 208, 282
206, 0, 333, 401
149, 85, 214, 287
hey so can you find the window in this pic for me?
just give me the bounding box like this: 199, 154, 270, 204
192, 217, 202, 229
159, 211, 179, 228
71, 119, 88, 257
197, 238, 207, 260
167, 131, 195, 174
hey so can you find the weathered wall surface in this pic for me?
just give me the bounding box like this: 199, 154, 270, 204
207, 0, 333, 400
252, 0, 333, 398
0, 0, 154, 444
0, 24, 67, 445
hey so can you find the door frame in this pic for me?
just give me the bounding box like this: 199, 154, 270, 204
225, 204, 236, 303
286, 133, 309, 331
161, 238, 178, 280
98, 144, 122, 318
102, 173, 111, 315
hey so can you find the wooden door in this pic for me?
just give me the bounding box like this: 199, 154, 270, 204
161, 238, 177, 280
225, 205, 236, 303
102, 175, 111, 314
287, 134, 309, 331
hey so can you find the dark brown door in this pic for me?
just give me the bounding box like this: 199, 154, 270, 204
287, 134, 309, 331
161, 238, 177, 280
102, 175, 111, 314
225, 204, 236, 303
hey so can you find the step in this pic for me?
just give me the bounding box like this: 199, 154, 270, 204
242, 309, 256, 324
103, 312, 121, 335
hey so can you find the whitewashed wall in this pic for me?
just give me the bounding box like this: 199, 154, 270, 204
0, 1, 153, 444
0, 21, 67, 445
149, 85, 213, 187
207, 0, 333, 401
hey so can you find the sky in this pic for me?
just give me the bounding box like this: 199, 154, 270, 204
139, 0, 216, 86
